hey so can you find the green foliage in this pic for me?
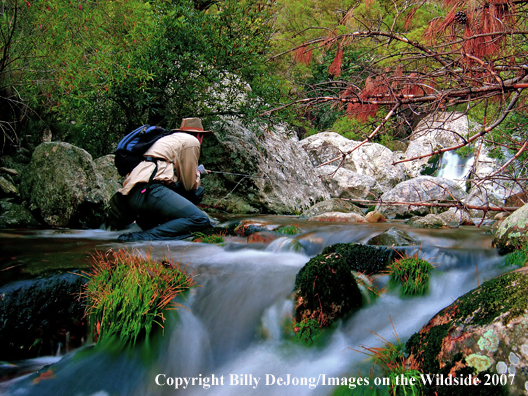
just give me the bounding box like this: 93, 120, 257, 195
388, 254, 434, 296
192, 232, 226, 246
81, 249, 196, 346
292, 317, 320, 343
505, 248, 528, 267
276, 225, 300, 235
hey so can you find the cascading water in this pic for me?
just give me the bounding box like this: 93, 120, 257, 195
436, 150, 474, 187
0, 219, 510, 396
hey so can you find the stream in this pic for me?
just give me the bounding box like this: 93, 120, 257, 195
0, 217, 510, 396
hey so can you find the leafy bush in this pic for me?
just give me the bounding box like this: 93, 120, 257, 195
81, 249, 196, 346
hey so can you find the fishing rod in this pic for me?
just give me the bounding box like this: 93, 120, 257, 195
206, 170, 269, 179
199, 165, 269, 179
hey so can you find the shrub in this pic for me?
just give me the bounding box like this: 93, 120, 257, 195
80, 249, 196, 346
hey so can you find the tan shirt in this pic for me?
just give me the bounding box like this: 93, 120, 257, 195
119, 133, 201, 195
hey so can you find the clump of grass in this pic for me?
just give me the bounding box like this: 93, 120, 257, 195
276, 225, 300, 235
505, 245, 528, 267
80, 249, 196, 346
192, 231, 226, 246
352, 321, 423, 396
388, 252, 434, 296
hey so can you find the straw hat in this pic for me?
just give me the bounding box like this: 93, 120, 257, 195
172, 118, 212, 133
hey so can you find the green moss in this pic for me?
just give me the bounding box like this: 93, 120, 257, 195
321, 243, 394, 275
452, 272, 528, 326
420, 153, 441, 176
294, 251, 363, 326
406, 323, 451, 374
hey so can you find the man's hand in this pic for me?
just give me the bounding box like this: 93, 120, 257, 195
197, 164, 210, 178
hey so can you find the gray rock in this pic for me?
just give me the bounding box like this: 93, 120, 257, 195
20, 142, 107, 228
300, 198, 364, 218
406, 214, 448, 229
376, 176, 468, 219
366, 227, 418, 246
200, 119, 330, 214
300, 131, 407, 191
315, 165, 385, 200
492, 203, 528, 254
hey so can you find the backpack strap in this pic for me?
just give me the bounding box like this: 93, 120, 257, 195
141, 156, 167, 194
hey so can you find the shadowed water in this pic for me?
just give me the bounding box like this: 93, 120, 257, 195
0, 218, 509, 395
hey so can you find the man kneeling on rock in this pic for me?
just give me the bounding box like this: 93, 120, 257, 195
117, 118, 212, 242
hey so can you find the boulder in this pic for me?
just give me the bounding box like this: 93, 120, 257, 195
300, 198, 364, 218
366, 227, 418, 246
315, 165, 385, 200
20, 142, 108, 228
406, 214, 448, 229
406, 268, 528, 395
306, 212, 365, 222
404, 112, 472, 178
492, 203, 528, 254
0, 273, 87, 361
300, 131, 407, 192
376, 176, 468, 219
0, 200, 40, 228
437, 207, 475, 226
200, 119, 330, 214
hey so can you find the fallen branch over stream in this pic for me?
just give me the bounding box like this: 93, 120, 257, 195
342, 198, 519, 213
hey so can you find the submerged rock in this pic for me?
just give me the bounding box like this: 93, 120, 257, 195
366, 227, 418, 246
406, 268, 528, 395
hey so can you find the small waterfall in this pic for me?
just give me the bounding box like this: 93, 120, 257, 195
437, 150, 474, 186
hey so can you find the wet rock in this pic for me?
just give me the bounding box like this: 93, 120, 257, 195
247, 231, 279, 244
406, 268, 528, 395
300, 198, 364, 218
492, 203, 528, 254
233, 220, 275, 237
293, 243, 392, 327
365, 211, 386, 223
306, 212, 365, 222
0, 273, 88, 361
366, 227, 418, 246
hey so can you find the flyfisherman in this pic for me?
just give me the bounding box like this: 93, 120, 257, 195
117, 118, 213, 242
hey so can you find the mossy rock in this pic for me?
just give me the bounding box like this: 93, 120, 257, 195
321, 243, 394, 275
492, 203, 528, 254
405, 268, 528, 395
294, 251, 363, 326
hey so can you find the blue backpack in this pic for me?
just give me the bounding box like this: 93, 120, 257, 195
114, 125, 172, 177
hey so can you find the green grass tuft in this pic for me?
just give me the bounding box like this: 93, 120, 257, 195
388, 254, 434, 296
80, 249, 196, 346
